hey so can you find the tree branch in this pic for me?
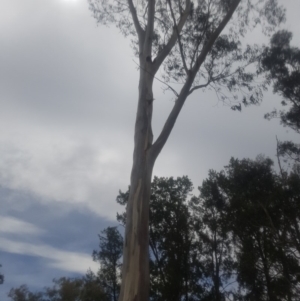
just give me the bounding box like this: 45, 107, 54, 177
143, 0, 156, 57
189, 0, 211, 69
153, 0, 191, 73
191, 0, 241, 75
188, 81, 211, 95
128, 0, 145, 43
149, 238, 167, 287
276, 136, 286, 181
149, 0, 241, 161
177, 0, 183, 15
132, 59, 179, 97
167, 0, 189, 75
188, 58, 253, 96
149, 77, 193, 161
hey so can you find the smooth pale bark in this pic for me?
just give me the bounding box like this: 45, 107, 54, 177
118, 61, 155, 301
119, 1, 241, 301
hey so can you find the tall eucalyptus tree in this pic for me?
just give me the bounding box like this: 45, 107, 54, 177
87, 1, 285, 299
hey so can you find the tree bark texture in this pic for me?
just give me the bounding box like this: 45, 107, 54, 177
118, 65, 155, 301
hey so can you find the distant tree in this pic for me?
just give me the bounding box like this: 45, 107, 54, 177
87, 0, 285, 298
261, 30, 300, 169
206, 157, 300, 300
225, 158, 285, 301
191, 171, 236, 301
262, 30, 300, 134
0, 264, 3, 285
276, 165, 300, 298
147, 177, 201, 301
81, 270, 110, 301
45, 277, 84, 301
8, 277, 108, 301
93, 227, 123, 301
8, 285, 43, 301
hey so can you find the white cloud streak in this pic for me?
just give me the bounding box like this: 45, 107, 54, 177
0, 237, 98, 274
0, 216, 44, 236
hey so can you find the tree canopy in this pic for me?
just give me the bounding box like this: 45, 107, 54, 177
89, 0, 285, 106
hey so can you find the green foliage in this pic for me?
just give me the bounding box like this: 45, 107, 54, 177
45, 277, 84, 301
222, 158, 283, 300
92, 227, 123, 301
8, 285, 43, 301
205, 157, 300, 300
81, 271, 109, 301
148, 177, 200, 301
191, 170, 236, 301
8, 277, 108, 301
262, 30, 300, 133
261, 30, 300, 171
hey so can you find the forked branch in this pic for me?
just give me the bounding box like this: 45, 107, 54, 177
150, 0, 242, 160
128, 0, 145, 43
192, 0, 241, 73
144, 0, 156, 56
167, 0, 189, 75
153, 0, 191, 73
132, 59, 179, 97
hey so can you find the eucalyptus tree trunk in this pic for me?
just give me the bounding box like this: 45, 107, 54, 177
119, 68, 193, 301
118, 63, 155, 301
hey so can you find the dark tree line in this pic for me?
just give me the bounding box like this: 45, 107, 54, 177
114, 156, 300, 301
7, 273, 109, 301
7, 159, 300, 301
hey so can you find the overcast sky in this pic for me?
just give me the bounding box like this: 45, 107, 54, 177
0, 0, 299, 299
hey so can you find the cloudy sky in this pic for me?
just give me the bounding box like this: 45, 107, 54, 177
0, 0, 299, 299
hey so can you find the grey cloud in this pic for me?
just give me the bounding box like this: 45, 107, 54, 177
0, 185, 121, 252
0, 0, 138, 131
0, 133, 131, 218
0, 186, 121, 300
